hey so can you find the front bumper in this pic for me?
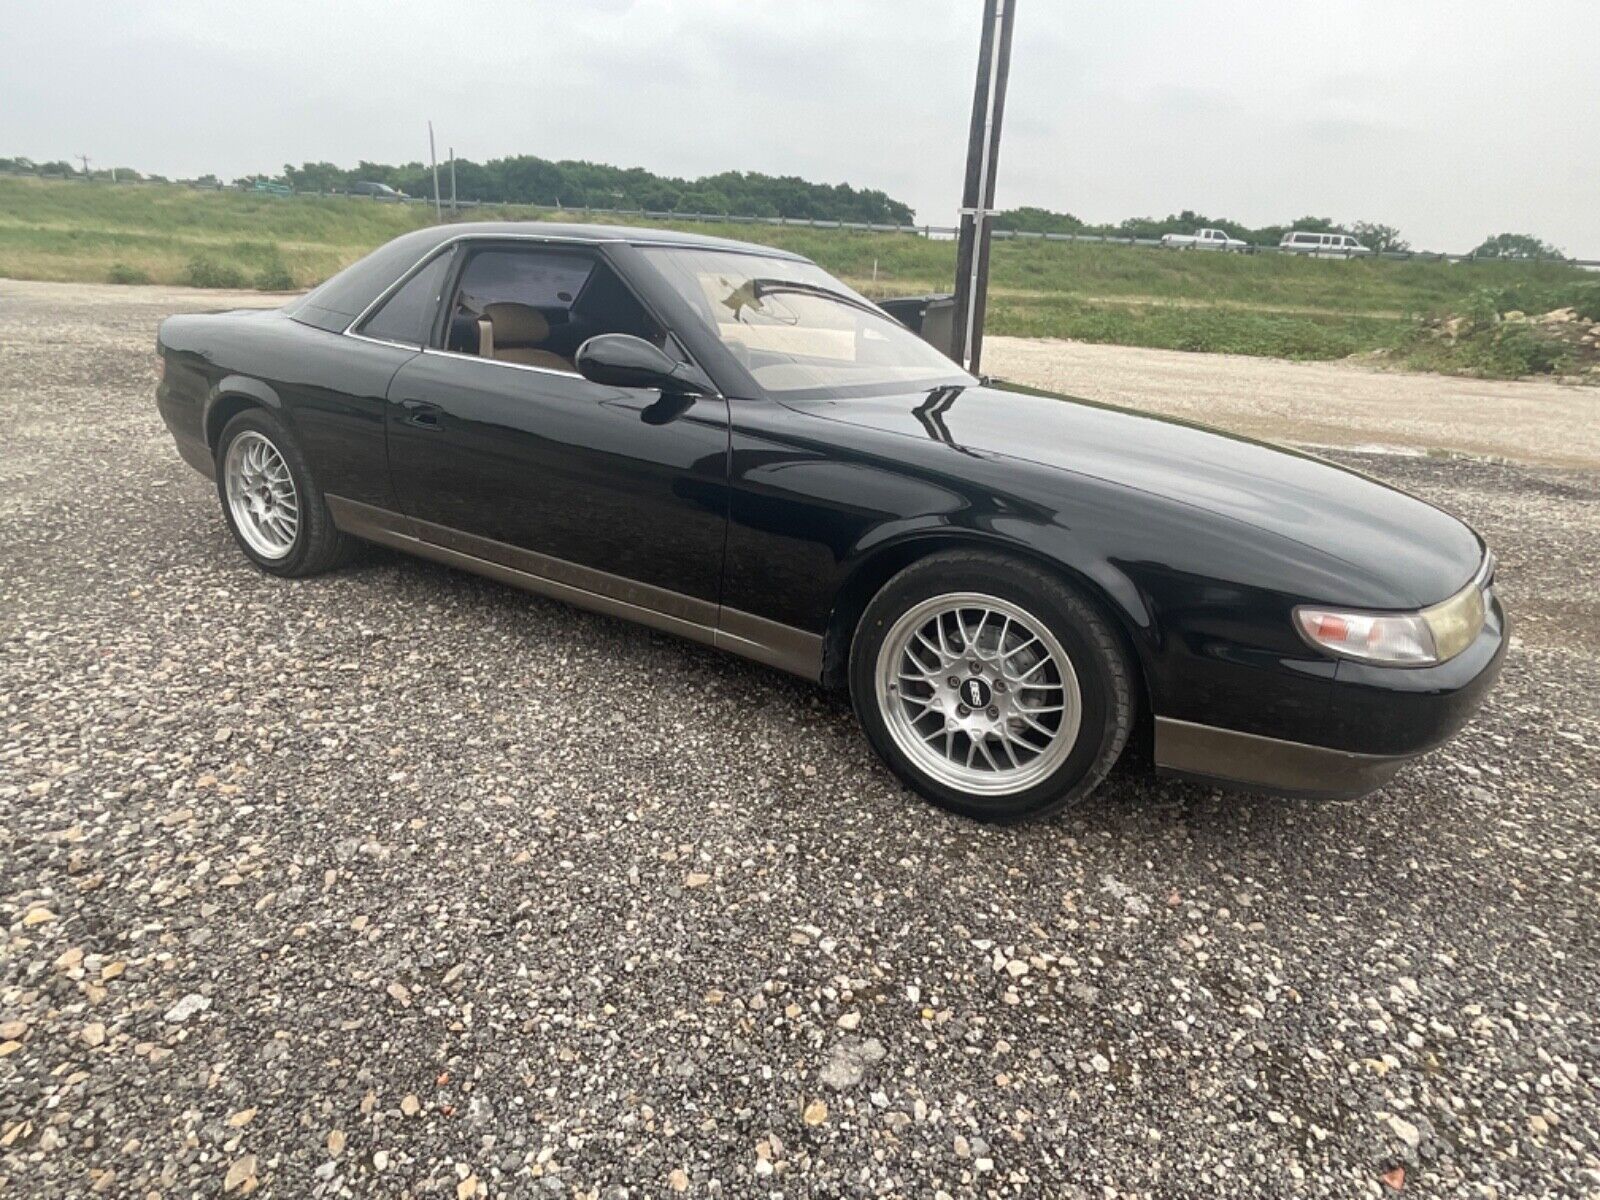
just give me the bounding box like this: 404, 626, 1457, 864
1155, 585, 1507, 798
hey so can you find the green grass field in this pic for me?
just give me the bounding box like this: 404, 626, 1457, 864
3, 176, 1596, 376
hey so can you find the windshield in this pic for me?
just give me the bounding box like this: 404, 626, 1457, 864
641, 248, 972, 399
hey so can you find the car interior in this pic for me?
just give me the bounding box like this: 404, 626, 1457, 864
444, 247, 665, 373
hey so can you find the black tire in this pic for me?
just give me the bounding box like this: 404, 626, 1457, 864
214, 408, 353, 578
849, 551, 1134, 823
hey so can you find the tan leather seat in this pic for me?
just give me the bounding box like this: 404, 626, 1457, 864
477, 302, 572, 372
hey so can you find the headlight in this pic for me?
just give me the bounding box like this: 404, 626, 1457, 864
1295, 608, 1439, 665
1295, 558, 1491, 667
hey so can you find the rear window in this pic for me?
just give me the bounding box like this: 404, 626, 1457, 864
285, 227, 444, 331
355, 249, 454, 347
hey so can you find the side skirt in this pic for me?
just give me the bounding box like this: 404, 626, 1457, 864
325, 496, 823, 681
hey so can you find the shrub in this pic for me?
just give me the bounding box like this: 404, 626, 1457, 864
107, 262, 150, 285
183, 255, 249, 289
253, 265, 296, 291
1490, 325, 1567, 376
1566, 283, 1600, 323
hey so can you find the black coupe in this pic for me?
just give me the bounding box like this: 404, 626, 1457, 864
156, 223, 1506, 820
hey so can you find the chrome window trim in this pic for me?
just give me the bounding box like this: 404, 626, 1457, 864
418, 344, 585, 381
346, 329, 421, 352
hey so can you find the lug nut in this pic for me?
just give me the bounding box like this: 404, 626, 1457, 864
987, 706, 1000, 719
956, 704, 971, 717
993, 680, 1007, 693
968, 660, 982, 674
947, 676, 960, 688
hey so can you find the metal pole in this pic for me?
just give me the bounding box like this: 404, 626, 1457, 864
428, 121, 442, 221
449, 147, 457, 212
950, 0, 1016, 375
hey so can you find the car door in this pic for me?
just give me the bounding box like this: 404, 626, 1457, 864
384, 239, 731, 616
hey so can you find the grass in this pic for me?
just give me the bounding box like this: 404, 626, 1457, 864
3, 176, 1596, 375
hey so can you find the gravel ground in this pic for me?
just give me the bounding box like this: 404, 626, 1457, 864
3, 281, 1598, 1199
986, 336, 1600, 470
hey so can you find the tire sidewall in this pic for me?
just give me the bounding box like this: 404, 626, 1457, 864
214, 409, 319, 576
850, 557, 1127, 821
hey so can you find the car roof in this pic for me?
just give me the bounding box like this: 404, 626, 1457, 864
286, 220, 811, 328
411, 220, 809, 258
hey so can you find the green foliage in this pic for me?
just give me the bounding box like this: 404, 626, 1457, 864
1469, 232, 1566, 260
1400, 320, 1571, 378
182, 255, 249, 289
106, 262, 150, 285
992, 207, 1085, 234
1351, 222, 1409, 253
253, 265, 296, 291
1451, 278, 1600, 325
1, 177, 1593, 381
280, 156, 914, 224
1568, 285, 1600, 322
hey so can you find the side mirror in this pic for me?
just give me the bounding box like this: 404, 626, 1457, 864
575, 334, 711, 395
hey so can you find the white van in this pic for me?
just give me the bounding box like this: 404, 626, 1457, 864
1279, 231, 1372, 257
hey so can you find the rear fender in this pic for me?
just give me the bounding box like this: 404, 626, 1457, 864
204, 376, 286, 449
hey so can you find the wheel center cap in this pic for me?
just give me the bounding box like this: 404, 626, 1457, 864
959, 677, 993, 709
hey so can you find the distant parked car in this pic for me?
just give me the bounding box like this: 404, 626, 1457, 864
250, 180, 293, 197
1279, 231, 1372, 257
350, 181, 406, 201
1160, 228, 1248, 252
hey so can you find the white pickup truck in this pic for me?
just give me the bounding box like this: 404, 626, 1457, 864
1159, 228, 1249, 252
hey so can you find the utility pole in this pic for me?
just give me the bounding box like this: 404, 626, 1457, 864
77, 153, 90, 178
428, 121, 442, 221
449, 147, 457, 212
950, 0, 1017, 376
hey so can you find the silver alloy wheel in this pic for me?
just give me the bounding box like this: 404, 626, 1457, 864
223, 430, 299, 560
875, 592, 1082, 796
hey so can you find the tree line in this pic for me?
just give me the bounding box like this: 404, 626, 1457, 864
0, 154, 1571, 259
275, 156, 915, 224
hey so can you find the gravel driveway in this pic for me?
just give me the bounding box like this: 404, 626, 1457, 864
3, 281, 1598, 1199
986, 336, 1600, 470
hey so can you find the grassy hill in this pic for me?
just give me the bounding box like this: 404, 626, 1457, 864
3, 176, 1595, 377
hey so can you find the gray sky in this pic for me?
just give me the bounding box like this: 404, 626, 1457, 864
6, 0, 1597, 254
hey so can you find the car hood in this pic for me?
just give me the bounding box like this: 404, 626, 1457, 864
785, 380, 1484, 608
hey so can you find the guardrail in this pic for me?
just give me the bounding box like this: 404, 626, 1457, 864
7, 173, 1597, 267
339, 194, 1600, 267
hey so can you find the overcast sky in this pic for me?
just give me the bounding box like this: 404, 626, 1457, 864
6, 1, 1596, 254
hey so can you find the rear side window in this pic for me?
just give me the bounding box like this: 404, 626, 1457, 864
356, 250, 453, 347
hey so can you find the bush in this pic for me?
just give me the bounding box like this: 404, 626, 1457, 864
1567, 283, 1600, 323
107, 262, 150, 285
253, 265, 296, 291
183, 255, 249, 289
1490, 325, 1568, 376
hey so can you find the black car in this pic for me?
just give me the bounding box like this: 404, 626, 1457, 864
155, 223, 1506, 821
349, 181, 405, 200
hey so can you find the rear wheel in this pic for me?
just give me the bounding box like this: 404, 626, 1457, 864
850, 552, 1134, 822
215, 408, 352, 577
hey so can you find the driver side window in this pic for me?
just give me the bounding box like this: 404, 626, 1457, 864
443, 245, 664, 374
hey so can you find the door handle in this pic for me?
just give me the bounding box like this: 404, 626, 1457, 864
401, 400, 442, 429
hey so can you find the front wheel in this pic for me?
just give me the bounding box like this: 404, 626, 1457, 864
849, 552, 1135, 822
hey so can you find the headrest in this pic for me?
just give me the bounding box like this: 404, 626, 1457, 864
482, 302, 549, 346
